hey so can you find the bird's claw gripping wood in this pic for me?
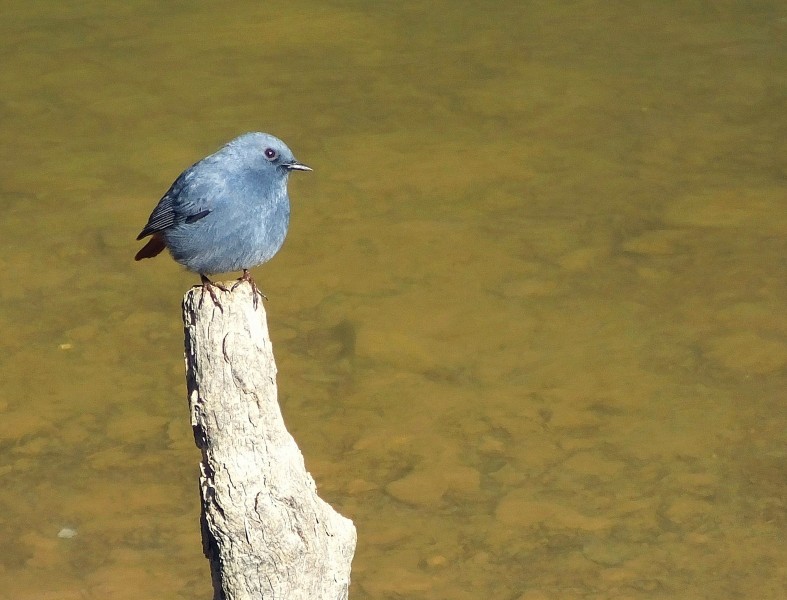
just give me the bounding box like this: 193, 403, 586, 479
197, 275, 230, 311
232, 269, 267, 309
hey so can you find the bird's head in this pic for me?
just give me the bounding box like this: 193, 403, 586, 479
227, 132, 312, 177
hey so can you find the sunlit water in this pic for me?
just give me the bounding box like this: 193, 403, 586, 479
1, 2, 785, 598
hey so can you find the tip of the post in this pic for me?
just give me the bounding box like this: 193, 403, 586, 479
182, 280, 274, 382
182, 280, 267, 323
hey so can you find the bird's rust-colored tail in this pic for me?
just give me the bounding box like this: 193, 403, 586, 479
135, 233, 166, 261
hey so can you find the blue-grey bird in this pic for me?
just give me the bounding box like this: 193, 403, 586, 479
135, 132, 311, 307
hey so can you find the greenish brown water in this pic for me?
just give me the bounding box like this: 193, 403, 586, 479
1, 2, 785, 598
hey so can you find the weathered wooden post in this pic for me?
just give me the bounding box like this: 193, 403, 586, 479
182, 283, 356, 600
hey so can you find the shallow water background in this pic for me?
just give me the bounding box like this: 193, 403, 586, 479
1, 1, 785, 598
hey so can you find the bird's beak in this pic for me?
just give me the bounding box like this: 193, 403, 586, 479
286, 161, 312, 172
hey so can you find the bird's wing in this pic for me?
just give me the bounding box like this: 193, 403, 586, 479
136, 194, 176, 239
136, 167, 218, 240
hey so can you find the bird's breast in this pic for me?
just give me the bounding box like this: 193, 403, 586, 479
164, 187, 291, 275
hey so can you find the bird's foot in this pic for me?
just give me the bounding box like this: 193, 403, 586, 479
231, 269, 267, 309
197, 274, 229, 311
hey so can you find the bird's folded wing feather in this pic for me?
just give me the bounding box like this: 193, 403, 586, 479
136, 168, 218, 240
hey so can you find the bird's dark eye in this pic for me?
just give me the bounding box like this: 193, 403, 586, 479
264, 148, 278, 161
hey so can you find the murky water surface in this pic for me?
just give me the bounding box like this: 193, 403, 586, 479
1, 2, 785, 598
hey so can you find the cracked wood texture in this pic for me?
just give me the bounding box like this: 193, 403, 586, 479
183, 283, 356, 600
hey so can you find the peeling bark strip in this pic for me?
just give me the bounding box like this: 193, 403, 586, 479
183, 283, 356, 600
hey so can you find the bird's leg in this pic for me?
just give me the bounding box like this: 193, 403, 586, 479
231, 269, 267, 309
197, 274, 229, 311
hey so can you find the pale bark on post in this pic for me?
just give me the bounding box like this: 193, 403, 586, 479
182, 283, 356, 600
